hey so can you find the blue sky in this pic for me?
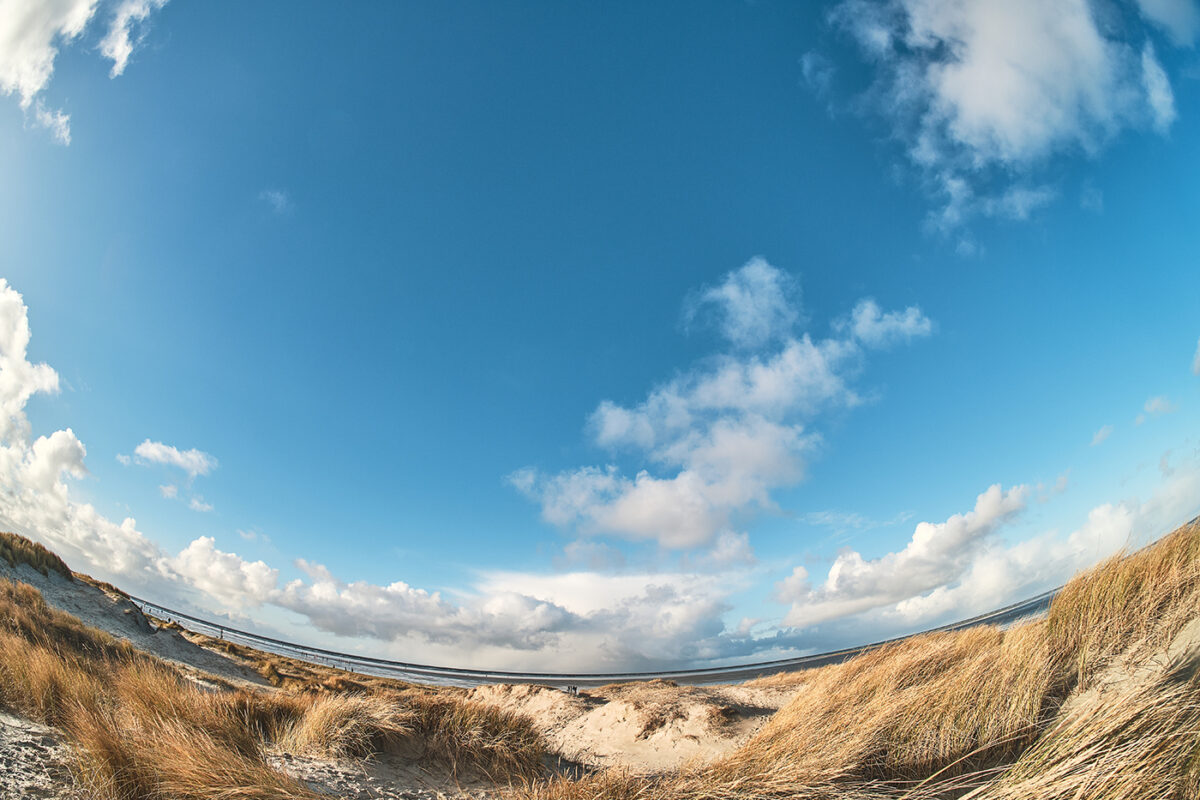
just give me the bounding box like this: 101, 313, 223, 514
1, 0, 1199, 670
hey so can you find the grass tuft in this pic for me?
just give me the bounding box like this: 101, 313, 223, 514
0, 531, 72, 579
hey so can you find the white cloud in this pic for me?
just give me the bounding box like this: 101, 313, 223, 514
33, 99, 70, 144
830, 0, 1183, 230
99, 0, 167, 77
982, 185, 1057, 221
1135, 0, 1200, 47
259, 188, 293, 216
1141, 44, 1177, 133
188, 496, 212, 513
685, 530, 757, 570
839, 298, 933, 348
171, 536, 276, 607
3, 274, 1196, 671
21, 429, 87, 493
0, 277, 783, 670
684, 257, 799, 348
801, 51, 836, 96
0, 279, 61, 442
0, 1, 95, 107
1, 0, 167, 144
1137, 395, 1177, 425
782, 484, 1029, 626
770, 459, 1200, 653
773, 565, 811, 604
158, 483, 176, 498
515, 261, 933, 550
1092, 424, 1114, 446
131, 439, 217, 478
886, 464, 1200, 626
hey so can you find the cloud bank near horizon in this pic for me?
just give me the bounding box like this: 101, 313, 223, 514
0, 275, 1194, 671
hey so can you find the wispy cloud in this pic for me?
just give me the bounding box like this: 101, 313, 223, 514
128, 439, 217, 478
1092, 425, 1114, 446
100, 0, 169, 78
259, 188, 293, 215
188, 496, 213, 513
1136, 395, 1178, 425
0, 0, 168, 145
1135, 0, 1200, 46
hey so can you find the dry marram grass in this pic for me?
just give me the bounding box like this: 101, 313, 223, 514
4, 519, 1200, 799
0, 530, 72, 578
518, 516, 1200, 800
0, 534, 548, 798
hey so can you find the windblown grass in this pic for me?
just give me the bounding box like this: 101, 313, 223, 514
275, 692, 417, 758
7, 517, 1200, 800
963, 669, 1200, 800
0, 537, 547, 797
520, 516, 1200, 800
0, 530, 72, 578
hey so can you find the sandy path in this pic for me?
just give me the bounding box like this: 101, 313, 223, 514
0, 712, 77, 800
269, 750, 499, 799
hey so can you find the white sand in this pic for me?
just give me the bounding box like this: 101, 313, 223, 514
469, 680, 795, 775
0, 711, 77, 800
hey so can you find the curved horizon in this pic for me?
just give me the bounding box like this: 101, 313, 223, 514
0, 1, 1198, 673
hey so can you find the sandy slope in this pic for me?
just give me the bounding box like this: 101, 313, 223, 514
0, 561, 267, 689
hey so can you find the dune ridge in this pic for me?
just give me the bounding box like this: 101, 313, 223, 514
0, 520, 1198, 798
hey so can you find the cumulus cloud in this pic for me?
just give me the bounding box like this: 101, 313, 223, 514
772, 459, 1200, 655
130, 439, 217, 478
514, 260, 933, 550
0, 277, 777, 670
0, 280, 61, 442
1, 274, 1196, 671
188, 496, 213, 513
1092, 424, 1114, 446
782, 484, 1029, 626
0, 0, 168, 143
99, 0, 167, 77
885, 464, 1200, 627
171, 536, 276, 607
828, 0, 1186, 232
